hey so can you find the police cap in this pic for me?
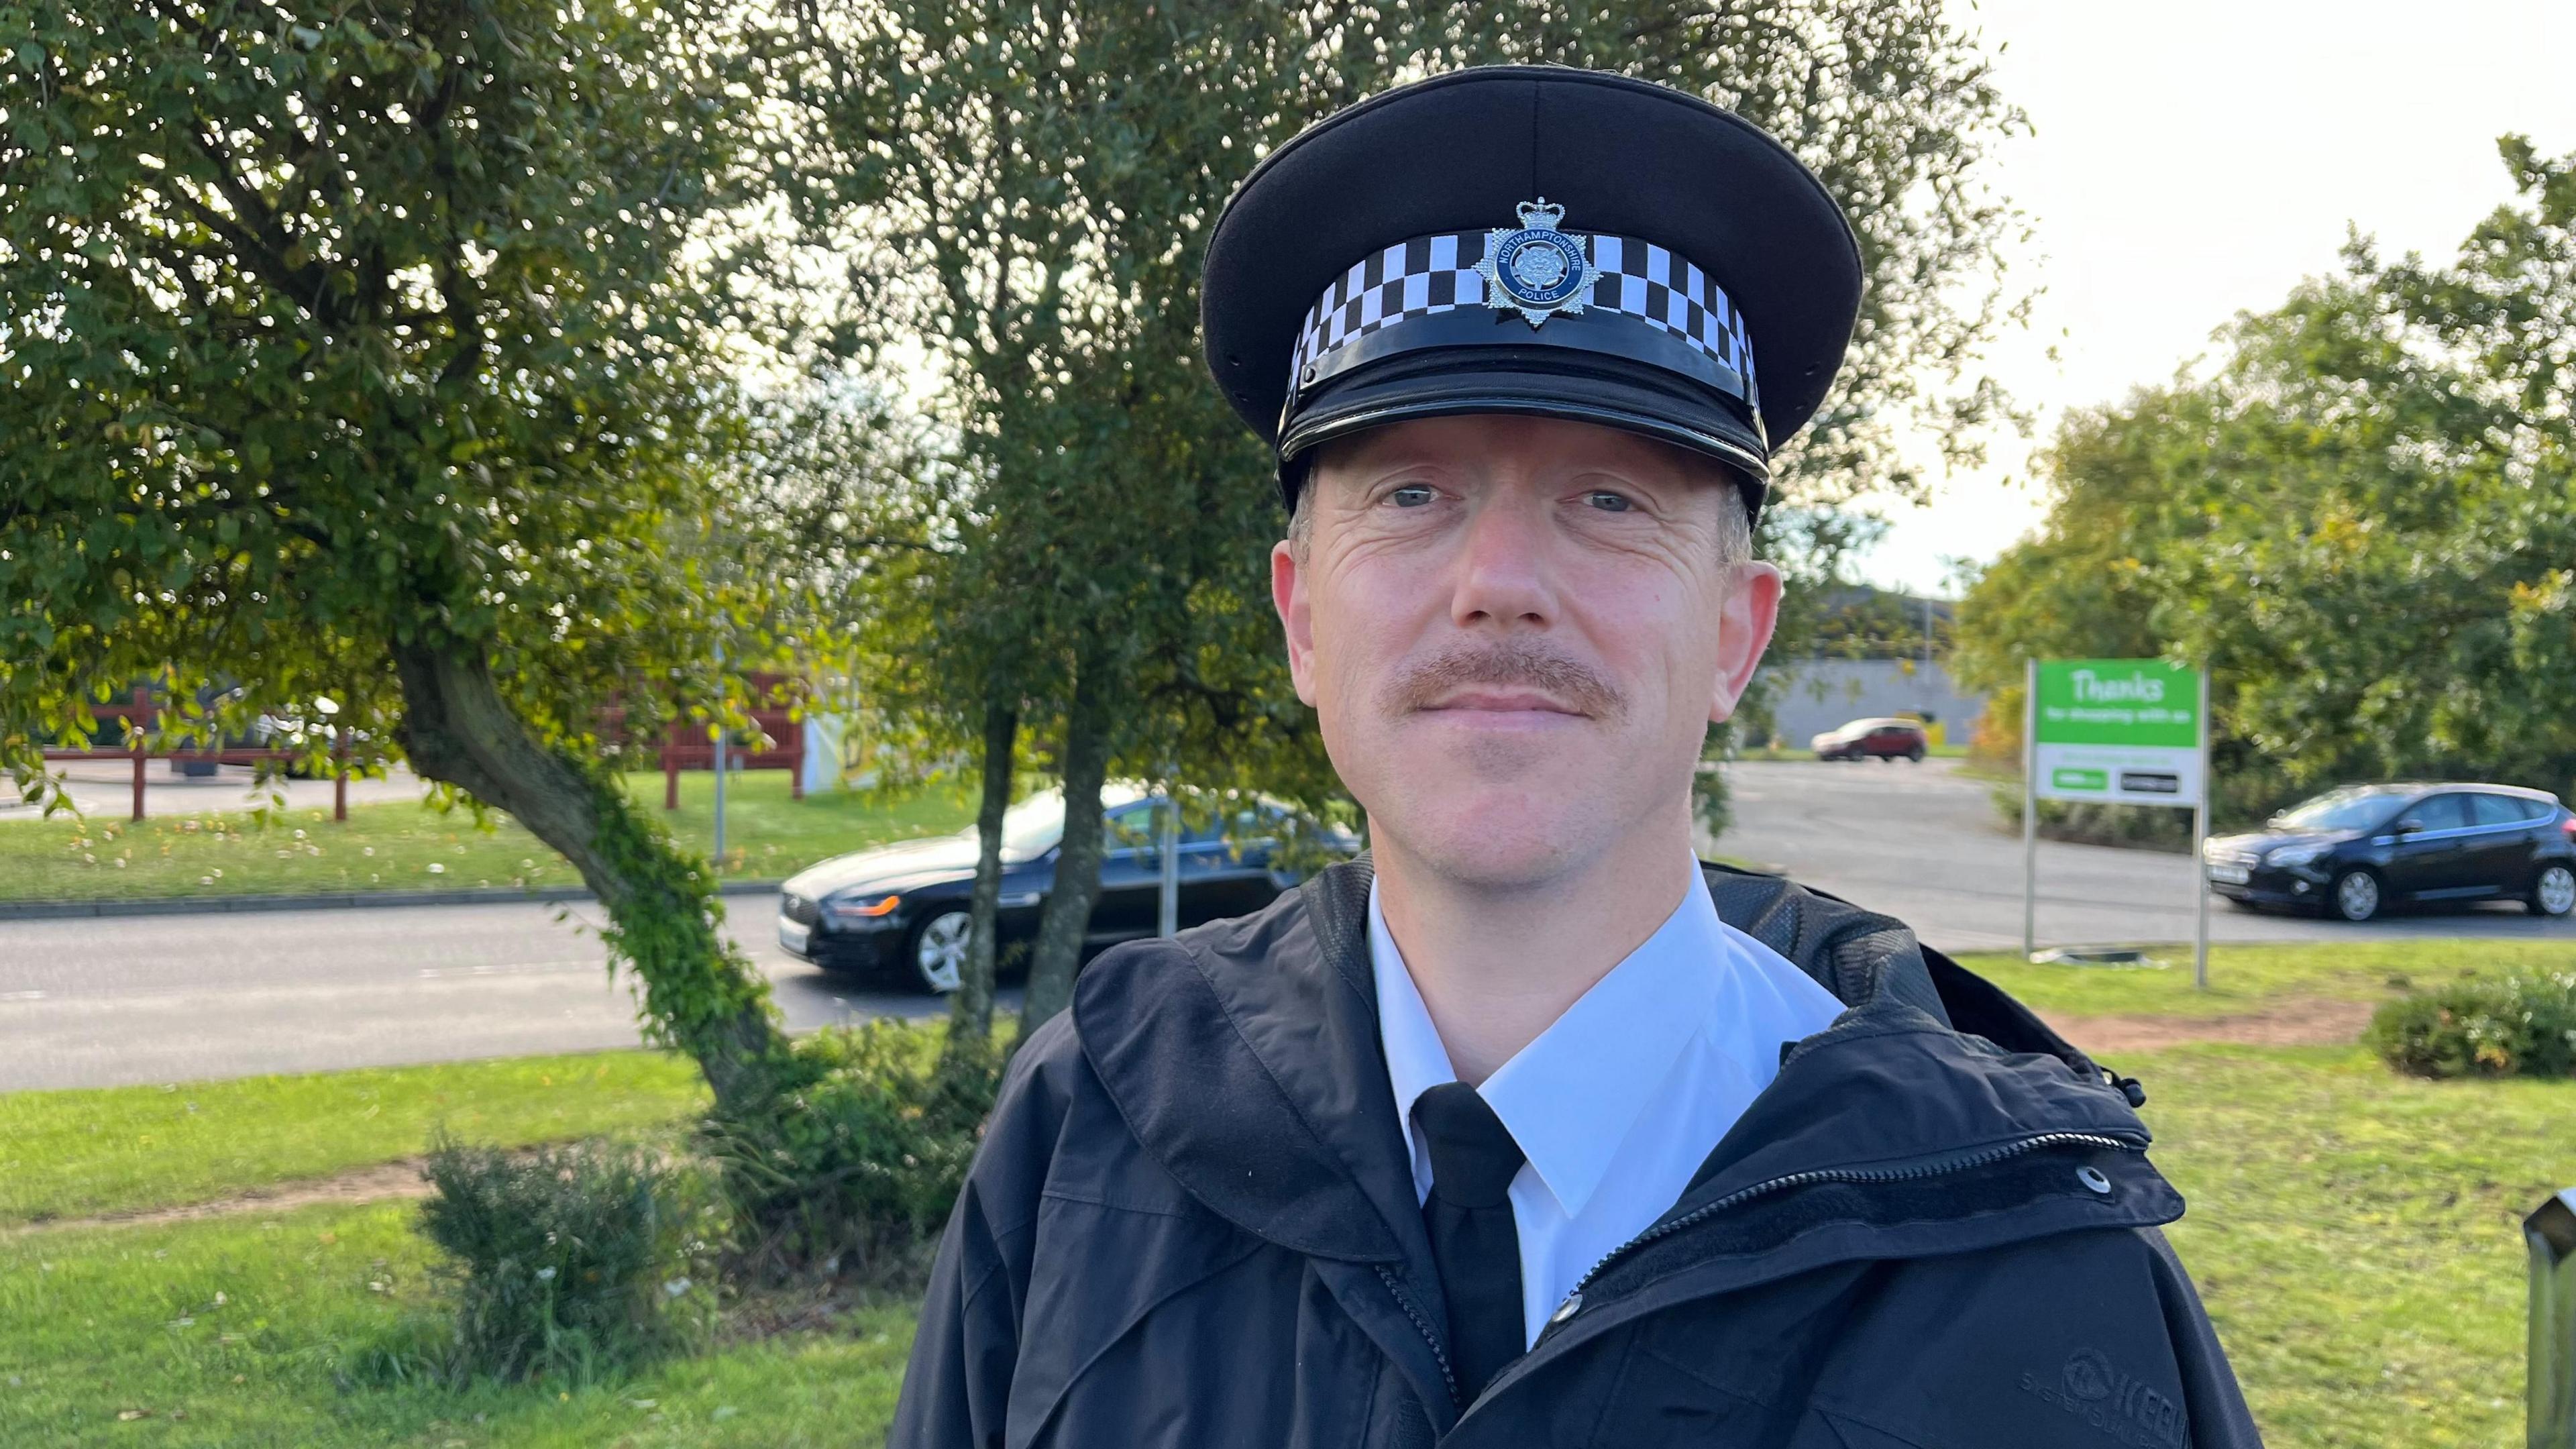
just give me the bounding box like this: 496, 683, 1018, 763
1201, 65, 1862, 519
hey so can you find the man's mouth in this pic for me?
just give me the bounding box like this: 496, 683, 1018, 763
1421, 689, 1584, 716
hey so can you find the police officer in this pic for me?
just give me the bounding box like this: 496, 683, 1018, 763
893, 65, 2262, 1448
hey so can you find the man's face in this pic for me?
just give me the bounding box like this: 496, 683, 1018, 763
1271, 414, 1781, 890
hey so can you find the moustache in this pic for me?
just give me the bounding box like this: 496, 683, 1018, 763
1387, 641, 1626, 721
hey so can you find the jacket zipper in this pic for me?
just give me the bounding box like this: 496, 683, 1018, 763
1374, 1263, 1461, 1407
1539, 1130, 2149, 1345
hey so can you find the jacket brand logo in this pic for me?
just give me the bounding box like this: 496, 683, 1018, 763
2019, 1348, 2186, 1449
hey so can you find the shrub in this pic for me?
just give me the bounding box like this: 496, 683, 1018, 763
2366, 969, 2576, 1079
413, 1136, 714, 1384
702, 1019, 1000, 1281
1990, 786, 2194, 853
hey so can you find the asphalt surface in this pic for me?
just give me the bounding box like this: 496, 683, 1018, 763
3, 759, 2567, 1089
1715, 757, 2576, 955
0, 894, 984, 1091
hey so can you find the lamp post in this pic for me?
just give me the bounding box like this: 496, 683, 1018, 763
1157, 774, 1181, 939
711, 642, 728, 867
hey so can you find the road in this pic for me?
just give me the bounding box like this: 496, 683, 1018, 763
3, 759, 2567, 1089
0, 894, 989, 1091
1715, 757, 2575, 954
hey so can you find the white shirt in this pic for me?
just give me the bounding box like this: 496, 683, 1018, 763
1370, 863, 1849, 1346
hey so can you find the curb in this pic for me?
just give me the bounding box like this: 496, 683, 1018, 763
0, 879, 787, 922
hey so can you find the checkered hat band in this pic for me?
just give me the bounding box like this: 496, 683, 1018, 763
1289, 231, 1756, 399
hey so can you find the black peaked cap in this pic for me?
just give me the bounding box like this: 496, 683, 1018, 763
1201, 66, 1862, 515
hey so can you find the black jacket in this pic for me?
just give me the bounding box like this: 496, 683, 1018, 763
892, 860, 2263, 1448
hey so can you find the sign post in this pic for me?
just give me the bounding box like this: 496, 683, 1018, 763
2192, 669, 2211, 990
2021, 659, 2037, 959
2022, 659, 2210, 983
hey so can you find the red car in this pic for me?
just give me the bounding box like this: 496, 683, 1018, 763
1811, 717, 1929, 763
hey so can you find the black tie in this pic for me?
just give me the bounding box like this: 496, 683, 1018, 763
1413, 1081, 1527, 1398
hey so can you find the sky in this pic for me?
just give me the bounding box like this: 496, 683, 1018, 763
1854, 0, 2576, 596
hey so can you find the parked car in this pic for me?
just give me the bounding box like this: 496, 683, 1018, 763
1811, 717, 1929, 763
2202, 782, 2576, 922
776, 785, 1358, 993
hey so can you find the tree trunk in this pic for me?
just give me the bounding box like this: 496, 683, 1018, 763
944, 698, 1016, 1057
390, 641, 791, 1116
1016, 660, 1112, 1036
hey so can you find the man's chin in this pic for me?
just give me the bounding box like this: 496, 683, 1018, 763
1374, 788, 1596, 890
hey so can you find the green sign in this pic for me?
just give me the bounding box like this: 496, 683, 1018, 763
2032, 659, 2200, 747
2050, 767, 2108, 792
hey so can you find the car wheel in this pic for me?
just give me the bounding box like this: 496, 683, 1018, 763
906, 909, 972, 994
2328, 869, 2381, 923
1907, 747, 1926, 763
2533, 863, 2576, 918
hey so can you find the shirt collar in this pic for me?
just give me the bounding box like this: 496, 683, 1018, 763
1369, 861, 1726, 1218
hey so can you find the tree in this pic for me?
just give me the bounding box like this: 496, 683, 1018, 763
1953, 138, 2576, 817
773, 0, 2032, 1038
0, 0, 808, 1112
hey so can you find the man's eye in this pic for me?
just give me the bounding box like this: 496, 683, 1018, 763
1388, 485, 1436, 508
1585, 490, 1635, 513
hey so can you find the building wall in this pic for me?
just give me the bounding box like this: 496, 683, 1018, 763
1755, 658, 1987, 747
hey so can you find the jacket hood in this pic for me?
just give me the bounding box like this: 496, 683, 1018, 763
1073, 857, 2168, 1275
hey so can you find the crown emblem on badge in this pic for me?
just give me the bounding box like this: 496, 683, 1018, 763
1479, 197, 1601, 327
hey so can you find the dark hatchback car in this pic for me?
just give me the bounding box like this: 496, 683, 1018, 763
1811, 716, 1929, 763
2203, 783, 2576, 922
777, 785, 1355, 992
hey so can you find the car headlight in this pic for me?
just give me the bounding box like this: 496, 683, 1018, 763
2264, 843, 2330, 869
822, 892, 901, 921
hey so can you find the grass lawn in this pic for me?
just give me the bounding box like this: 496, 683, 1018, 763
0, 1052, 708, 1227
1952, 936, 2576, 1020
2145, 1045, 2571, 1448
1, 1019, 2567, 1444
0, 772, 975, 904
0, 1201, 914, 1447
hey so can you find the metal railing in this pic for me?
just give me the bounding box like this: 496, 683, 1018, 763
40, 690, 356, 822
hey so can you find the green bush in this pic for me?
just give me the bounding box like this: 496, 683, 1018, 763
2365, 969, 2576, 1079
703, 1019, 1001, 1280
1990, 784, 2194, 853
411, 1136, 714, 1384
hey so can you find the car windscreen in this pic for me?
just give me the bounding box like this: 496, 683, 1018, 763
990, 794, 1067, 859
2274, 790, 2404, 833
979, 791, 1157, 859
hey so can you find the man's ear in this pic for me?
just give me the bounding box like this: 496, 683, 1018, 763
1272, 537, 1320, 706
1708, 561, 1782, 724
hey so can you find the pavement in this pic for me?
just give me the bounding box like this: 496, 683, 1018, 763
1, 758, 2565, 1091
1715, 757, 2574, 954
3, 759, 433, 820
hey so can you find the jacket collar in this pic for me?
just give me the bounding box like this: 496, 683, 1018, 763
1075, 855, 1426, 1265
1073, 855, 2162, 1269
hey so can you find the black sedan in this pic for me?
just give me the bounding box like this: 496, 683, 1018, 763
2202, 782, 2576, 922
776, 785, 1354, 992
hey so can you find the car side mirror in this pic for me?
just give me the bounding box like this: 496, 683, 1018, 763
2392, 818, 2424, 836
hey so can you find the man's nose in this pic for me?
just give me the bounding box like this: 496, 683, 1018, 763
1448, 490, 1558, 630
